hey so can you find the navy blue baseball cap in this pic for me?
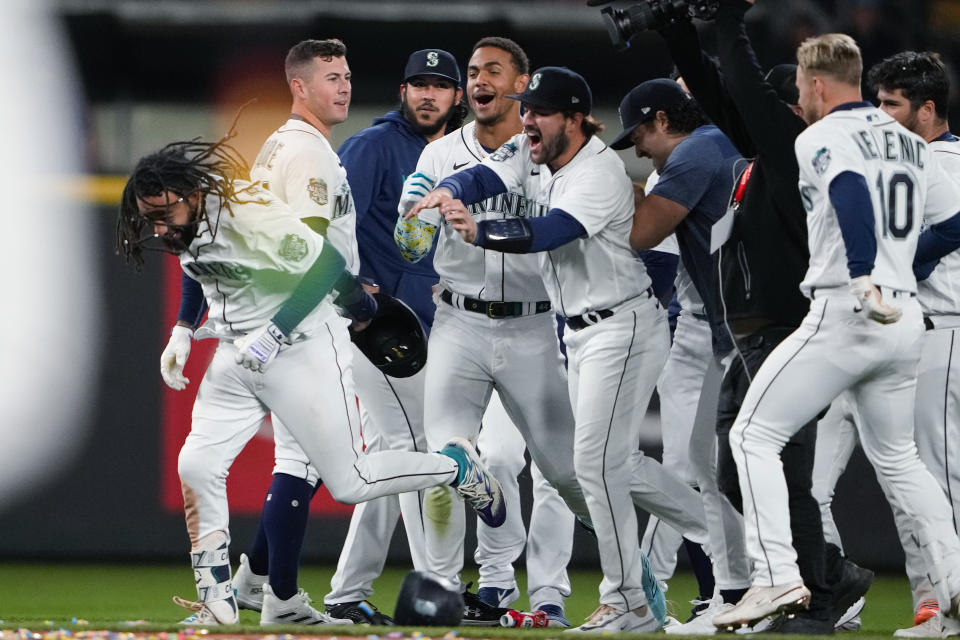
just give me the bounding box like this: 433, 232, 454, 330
403, 49, 460, 85
765, 64, 799, 105
610, 78, 692, 150
506, 66, 592, 114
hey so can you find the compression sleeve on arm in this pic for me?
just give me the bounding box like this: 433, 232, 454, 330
829, 171, 877, 278
473, 208, 587, 253
916, 211, 960, 266
271, 240, 347, 336
437, 165, 508, 205
177, 272, 208, 328
638, 250, 680, 302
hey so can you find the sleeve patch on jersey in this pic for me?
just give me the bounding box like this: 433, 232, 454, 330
812, 147, 831, 175
308, 178, 328, 205
279, 233, 309, 262
490, 142, 518, 162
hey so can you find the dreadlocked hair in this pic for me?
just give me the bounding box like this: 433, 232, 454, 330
116, 138, 255, 270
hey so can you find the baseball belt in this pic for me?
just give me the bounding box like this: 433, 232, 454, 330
440, 290, 551, 319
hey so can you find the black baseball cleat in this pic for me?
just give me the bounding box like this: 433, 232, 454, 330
325, 600, 394, 625
828, 559, 874, 626
462, 587, 510, 626
768, 612, 835, 635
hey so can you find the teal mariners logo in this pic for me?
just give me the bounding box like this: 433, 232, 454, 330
308, 178, 328, 206
490, 141, 518, 163
812, 147, 831, 175
279, 233, 308, 262
529, 73, 541, 91
426, 51, 439, 67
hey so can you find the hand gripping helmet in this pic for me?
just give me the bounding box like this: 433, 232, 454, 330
350, 293, 428, 378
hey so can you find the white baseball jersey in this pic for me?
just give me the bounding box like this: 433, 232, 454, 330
919, 136, 960, 315
416, 121, 549, 302
482, 133, 652, 316
796, 106, 959, 295
182, 183, 336, 338
252, 117, 359, 274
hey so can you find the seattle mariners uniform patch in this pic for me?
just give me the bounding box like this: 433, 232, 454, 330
278, 233, 308, 262
490, 142, 518, 163
308, 178, 328, 206
812, 147, 831, 175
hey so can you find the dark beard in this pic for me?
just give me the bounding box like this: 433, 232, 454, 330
541, 128, 570, 167
401, 100, 456, 138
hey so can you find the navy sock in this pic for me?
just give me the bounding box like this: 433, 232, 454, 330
721, 587, 748, 605
682, 537, 715, 601
247, 518, 269, 576
261, 473, 315, 600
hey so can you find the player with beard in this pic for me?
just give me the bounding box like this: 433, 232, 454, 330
318, 48, 466, 623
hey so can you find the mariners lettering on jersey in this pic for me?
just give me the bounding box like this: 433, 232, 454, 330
464, 192, 549, 221
851, 128, 926, 169
331, 181, 354, 220
184, 261, 251, 282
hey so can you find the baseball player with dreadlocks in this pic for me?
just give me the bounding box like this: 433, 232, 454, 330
118, 138, 506, 626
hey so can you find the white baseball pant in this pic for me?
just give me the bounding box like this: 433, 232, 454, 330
730, 292, 960, 606
177, 324, 457, 547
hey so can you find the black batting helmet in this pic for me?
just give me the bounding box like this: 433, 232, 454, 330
350, 293, 428, 378
393, 571, 464, 627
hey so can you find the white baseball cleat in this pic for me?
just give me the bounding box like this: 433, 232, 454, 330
894, 614, 943, 638
564, 603, 662, 634
835, 596, 865, 631
232, 553, 265, 612
260, 584, 354, 625
440, 437, 506, 527
712, 582, 811, 630
666, 596, 735, 635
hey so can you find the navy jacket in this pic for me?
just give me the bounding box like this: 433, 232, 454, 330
338, 110, 439, 331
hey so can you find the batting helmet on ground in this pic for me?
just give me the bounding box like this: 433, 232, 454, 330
393, 571, 464, 627
350, 293, 427, 378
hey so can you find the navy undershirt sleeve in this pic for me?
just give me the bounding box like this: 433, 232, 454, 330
638, 250, 680, 303
916, 211, 960, 267
271, 241, 347, 336
829, 171, 876, 278
474, 208, 587, 253
437, 165, 507, 205
177, 272, 208, 327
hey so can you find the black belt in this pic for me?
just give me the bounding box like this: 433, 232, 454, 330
441, 290, 552, 319
565, 288, 654, 331
566, 309, 614, 331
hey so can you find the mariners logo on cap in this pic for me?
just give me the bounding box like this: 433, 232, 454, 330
426, 51, 439, 67
529, 73, 541, 91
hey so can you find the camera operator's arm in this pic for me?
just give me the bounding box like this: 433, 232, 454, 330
716, 0, 806, 173
656, 18, 755, 157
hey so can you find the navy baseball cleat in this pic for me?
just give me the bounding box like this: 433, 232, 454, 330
440, 437, 506, 527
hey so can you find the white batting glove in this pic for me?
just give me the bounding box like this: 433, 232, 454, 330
849, 275, 902, 324
234, 322, 288, 372
160, 325, 193, 390
398, 171, 438, 216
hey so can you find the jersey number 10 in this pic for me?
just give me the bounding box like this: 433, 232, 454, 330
876, 172, 915, 239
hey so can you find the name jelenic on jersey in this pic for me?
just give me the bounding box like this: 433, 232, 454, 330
795, 106, 960, 296
482, 133, 651, 317
416, 121, 550, 302
919, 135, 960, 316
251, 117, 360, 275
181, 183, 337, 338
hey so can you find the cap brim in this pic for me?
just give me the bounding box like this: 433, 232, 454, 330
609, 128, 635, 151
505, 92, 565, 112
405, 72, 460, 84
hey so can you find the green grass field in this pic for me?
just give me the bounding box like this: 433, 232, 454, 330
0, 564, 918, 638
